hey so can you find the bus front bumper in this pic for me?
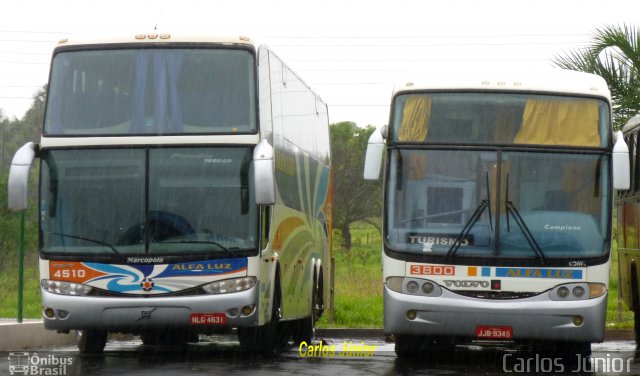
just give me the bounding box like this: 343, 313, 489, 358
384, 285, 607, 342
41, 285, 259, 332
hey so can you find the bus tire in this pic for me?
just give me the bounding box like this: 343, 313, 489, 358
534, 340, 591, 361
292, 270, 319, 344
395, 335, 456, 359
239, 269, 291, 352
394, 335, 423, 358
76, 330, 108, 354
630, 260, 640, 347
291, 317, 313, 345
140, 332, 157, 346
314, 271, 325, 320
141, 330, 197, 347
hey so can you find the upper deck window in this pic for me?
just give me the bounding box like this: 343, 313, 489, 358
390, 93, 610, 147
44, 47, 257, 136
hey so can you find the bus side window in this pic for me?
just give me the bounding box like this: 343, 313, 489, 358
626, 133, 635, 196
628, 131, 640, 192
261, 206, 271, 250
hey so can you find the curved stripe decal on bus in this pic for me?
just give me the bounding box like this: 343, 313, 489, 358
272, 216, 305, 251
49, 259, 247, 294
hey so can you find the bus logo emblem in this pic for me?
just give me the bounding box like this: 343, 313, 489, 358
141, 278, 155, 291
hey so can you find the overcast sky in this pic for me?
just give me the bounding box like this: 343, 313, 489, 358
2, 0, 640, 127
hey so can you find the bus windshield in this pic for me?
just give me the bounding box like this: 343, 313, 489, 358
44, 48, 257, 135
390, 93, 610, 147
386, 149, 610, 260
385, 92, 612, 262
40, 147, 258, 257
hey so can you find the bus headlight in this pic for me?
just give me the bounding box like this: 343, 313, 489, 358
202, 277, 256, 295
406, 280, 419, 294
386, 277, 403, 293
557, 286, 570, 298
421, 281, 436, 294
385, 277, 442, 297
41, 279, 92, 296
550, 283, 604, 300
588, 283, 606, 299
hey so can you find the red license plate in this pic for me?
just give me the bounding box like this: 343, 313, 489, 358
476, 325, 513, 339
190, 313, 227, 325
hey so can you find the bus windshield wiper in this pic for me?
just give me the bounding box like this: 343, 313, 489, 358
159, 240, 236, 258
445, 172, 493, 261
504, 174, 546, 265
445, 200, 488, 261
51, 232, 121, 256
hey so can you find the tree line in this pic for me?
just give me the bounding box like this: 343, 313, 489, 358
0, 86, 45, 170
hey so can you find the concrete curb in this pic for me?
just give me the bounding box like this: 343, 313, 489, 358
0, 322, 634, 351
316, 328, 386, 339
603, 329, 635, 341
0, 322, 76, 351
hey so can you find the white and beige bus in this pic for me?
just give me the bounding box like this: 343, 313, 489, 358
364, 69, 629, 358
8, 33, 332, 353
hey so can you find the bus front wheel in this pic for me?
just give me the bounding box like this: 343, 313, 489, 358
292, 270, 323, 344
238, 272, 291, 352
394, 335, 422, 358
533, 340, 591, 360
394, 335, 456, 359
630, 260, 640, 347
76, 330, 108, 354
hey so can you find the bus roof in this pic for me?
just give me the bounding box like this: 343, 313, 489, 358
623, 114, 640, 133
392, 69, 611, 100
54, 33, 258, 50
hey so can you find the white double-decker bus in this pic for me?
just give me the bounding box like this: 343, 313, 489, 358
8, 33, 332, 353
364, 69, 630, 358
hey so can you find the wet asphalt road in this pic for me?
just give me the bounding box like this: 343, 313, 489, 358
1, 336, 639, 375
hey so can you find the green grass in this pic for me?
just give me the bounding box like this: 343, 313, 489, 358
0, 209, 41, 319
317, 223, 383, 328
606, 239, 634, 329
0, 169, 41, 319
0, 262, 42, 319
319, 296, 383, 328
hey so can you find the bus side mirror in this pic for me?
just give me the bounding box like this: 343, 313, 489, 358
8, 142, 36, 211
253, 139, 276, 205
363, 126, 386, 180
613, 130, 630, 190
